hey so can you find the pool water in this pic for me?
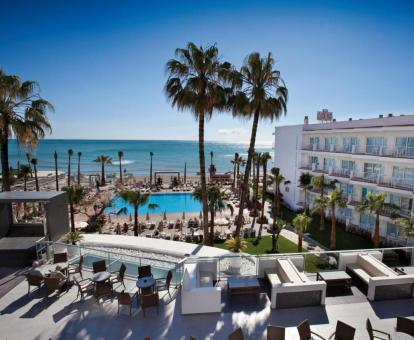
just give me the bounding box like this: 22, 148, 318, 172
106, 193, 202, 215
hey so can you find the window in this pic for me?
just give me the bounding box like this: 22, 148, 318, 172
323, 158, 335, 172
309, 156, 318, 167
360, 213, 375, 231
390, 194, 413, 215
362, 187, 379, 201
392, 166, 414, 189
364, 163, 383, 181
340, 183, 354, 198
343, 137, 358, 153
366, 137, 386, 155
386, 222, 399, 239
395, 137, 414, 157
338, 207, 353, 223
341, 160, 355, 176
309, 137, 320, 149
324, 136, 337, 151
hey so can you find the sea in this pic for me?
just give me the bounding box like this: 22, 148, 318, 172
7, 139, 272, 176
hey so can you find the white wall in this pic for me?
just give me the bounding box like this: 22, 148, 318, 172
274, 124, 303, 210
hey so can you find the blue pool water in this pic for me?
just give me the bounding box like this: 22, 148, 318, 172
106, 193, 202, 215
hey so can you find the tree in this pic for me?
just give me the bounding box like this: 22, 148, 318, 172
299, 172, 312, 213
67, 149, 73, 186
77, 152, 82, 186
357, 192, 387, 248
0, 70, 53, 191
63, 186, 85, 233
231, 152, 239, 190
119, 190, 157, 236
118, 151, 124, 184
312, 175, 337, 231
26, 153, 32, 175
54, 151, 59, 191
193, 185, 227, 243
236, 156, 246, 195
94, 155, 112, 186
209, 151, 216, 178
20, 164, 31, 191
231, 52, 288, 238
269, 218, 286, 253
394, 212, 414, 243
268, 167, 290, 217
30, 158, 39, 191
165, 42, 232, 245
292, 213, 312, 252
149, 151, 153, 185
257, 152, 272, 239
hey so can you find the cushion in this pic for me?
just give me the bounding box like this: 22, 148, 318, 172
27, 268, 44, 278
49, 271, 66, 280
357, 255, 396, 277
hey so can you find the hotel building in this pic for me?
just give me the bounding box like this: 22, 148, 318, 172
274, 112, 414, 245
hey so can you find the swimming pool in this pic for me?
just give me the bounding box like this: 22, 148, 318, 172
106, 193, 202, 215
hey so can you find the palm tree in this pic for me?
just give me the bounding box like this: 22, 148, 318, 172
149, 151, 153, 185
62, 186, 85, 233
269, 218, 286, 253
118, 151, 124, 184
394, 212, 414, 243
54, 151, 59, 191
209, 151, 216, 178
0, 70, 53, 191
67, 149, 73, 186
30, 158, 39, 191
94, 155, 112, 186
26, 153, 32, 175
268, 167, 290, 217
357, 192, 387, 248
292, 213, 312, 252
299, 172, 312, 213
165, 42, 232, 245
312, 175, 337, 231
231, 52, 288, 237
77, 152, 82, 186
257, 152, 272, 239
20, 164, 31, 191
119, 190, 158, 236
193, 185, 227, 243
231, 153, 239, 190
236, 156, 246, 195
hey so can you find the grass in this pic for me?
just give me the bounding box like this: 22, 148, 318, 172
214, 235, 330, 272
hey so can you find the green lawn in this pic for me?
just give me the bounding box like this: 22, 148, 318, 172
214, 235, 331, 272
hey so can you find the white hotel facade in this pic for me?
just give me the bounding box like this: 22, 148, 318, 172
274, 112, 414, 245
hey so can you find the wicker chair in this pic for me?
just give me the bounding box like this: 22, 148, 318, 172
328, 321, 355, 340
267, 325, 285, 340
228, 327, 245, 340
53, 252, 68, 264
110, 263, 127, 288
74, 277, 94, 301
25, 273, 44, 295
138, 265, 152, 279
94, 281, 112, 302
44, 276, 67, 297
68, 255, 83, 279
141, 292, 159, 316
297, 320, 326, 340
92, 260, 107, 274
366, 318, 391, 340
155, 270, 172, 298
116, 290, 136, 316
396, 316, 414, 337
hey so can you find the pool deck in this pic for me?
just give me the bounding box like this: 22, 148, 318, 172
80, 234, 230, 258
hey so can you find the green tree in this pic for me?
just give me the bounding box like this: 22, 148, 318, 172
63, 186, 86, 233
119, 190, 158, 236
231, 152, 239, 190
268, 167, 290, 217
67, 149, 74, 186
118, 151, 124, 184
312, 175, 337, 231
299, 172, 312, 213
257, 152, 272, 239
394, 212, 414, 243
165, 42, 232, 245
30, 158, 39, 191
0, 70, 53, 191
292, 213, 312, 252
357, 192, 387, 248
77, 152, 82, 186
193, 185, 227, 243
94, 155, 112, 186
231, 52, 288, 238
54, 151, 59, 191
269, 218, 287, 253
20, 164, 31, 192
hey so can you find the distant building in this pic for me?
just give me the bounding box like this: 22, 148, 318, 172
274, 112, 414, 245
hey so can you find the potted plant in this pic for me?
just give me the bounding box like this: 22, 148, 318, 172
225, 237, 247, 274
63, 231, 83, 258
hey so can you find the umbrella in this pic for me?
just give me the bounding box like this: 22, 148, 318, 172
182, 211, 186, 220
146, 212, 150, 221
215, 218, 229, 226
75, 221, 88, 230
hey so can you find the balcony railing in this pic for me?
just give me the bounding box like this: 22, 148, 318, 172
301, 143, 414, 159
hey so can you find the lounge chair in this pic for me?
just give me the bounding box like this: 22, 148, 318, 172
396, 316, 414, 336
68, 255, 83, 279
141, 292, 159, 316
92, 260, 107, 273
297, 320, 326, 340
267, 325, 285, 340
110, 263, 127, 288
156, 270, 173, 299
366, 318, 391, 340
228, 327, 244, 340
138, 265, 152, 279
116, 290, 136, 316
328, 321, 355, 340
25, 272, 44, 294
74, 277, 94, 301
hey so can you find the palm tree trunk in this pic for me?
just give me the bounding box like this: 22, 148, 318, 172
258, 162, 268, 240
54, 155, 59, 191
0, 132, 10, 191
235, 109, 260, 237
330, 209, 337, 249
236, 165, 240, 194
67, 157, 71, 186
276, 185, 281, 216
209, 209, 215, 244
373, 211, 380, 247
101, 162, 105, 186
304, 188, 308, 213
34, 165, 39, 191
134, 206, 138, 236
198, 112, 210, 245
77, 155, 81, 186
320, 207, 325, 231
149, 156, 153, 185
298, 232, 303, 252
70, 202, 75, 233
119, 156, 122, 184
233, 162, 236, 190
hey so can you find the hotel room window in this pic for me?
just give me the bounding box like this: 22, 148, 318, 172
366, 137, 386, 155
343, 136, 358, 153
395, 137, 414, 157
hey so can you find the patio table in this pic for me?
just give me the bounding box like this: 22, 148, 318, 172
228, 276, 260, 297
91, 271, 111, 283
136, 276, 155, 290
316, 270, 351, 288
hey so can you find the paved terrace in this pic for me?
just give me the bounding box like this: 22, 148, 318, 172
0, 270, 413, 339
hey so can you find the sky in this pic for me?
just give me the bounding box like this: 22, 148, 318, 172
1, 0, 414, 144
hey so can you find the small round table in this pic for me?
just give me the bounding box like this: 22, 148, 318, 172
136, 276, 155, 290
91, 271, 111, 283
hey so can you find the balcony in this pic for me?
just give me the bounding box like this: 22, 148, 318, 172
301, 143, 414, 159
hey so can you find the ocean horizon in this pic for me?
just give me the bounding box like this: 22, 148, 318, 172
6, 139, 272, 176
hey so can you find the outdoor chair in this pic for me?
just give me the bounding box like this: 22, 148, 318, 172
328, 321, 355, 340
396, 316, 414, 336
116, 290, 136, 316
366, 318, 391, 340
267, 325, 285, 340
92, 260, 107, 273
53, 252, 68, 264
141, 292, 159, 316
189, 337, 197, 340
45, 276, 67, 297
297, 320, 326, 340
68, 255, 83, 279
94, 281, 112, 303
228, 327, 245, 340
156, 270, 172, 298
74, 277, 94, 301
25, 273, 44, 294
138, 265, 153, 279
110, 263, 126, 288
